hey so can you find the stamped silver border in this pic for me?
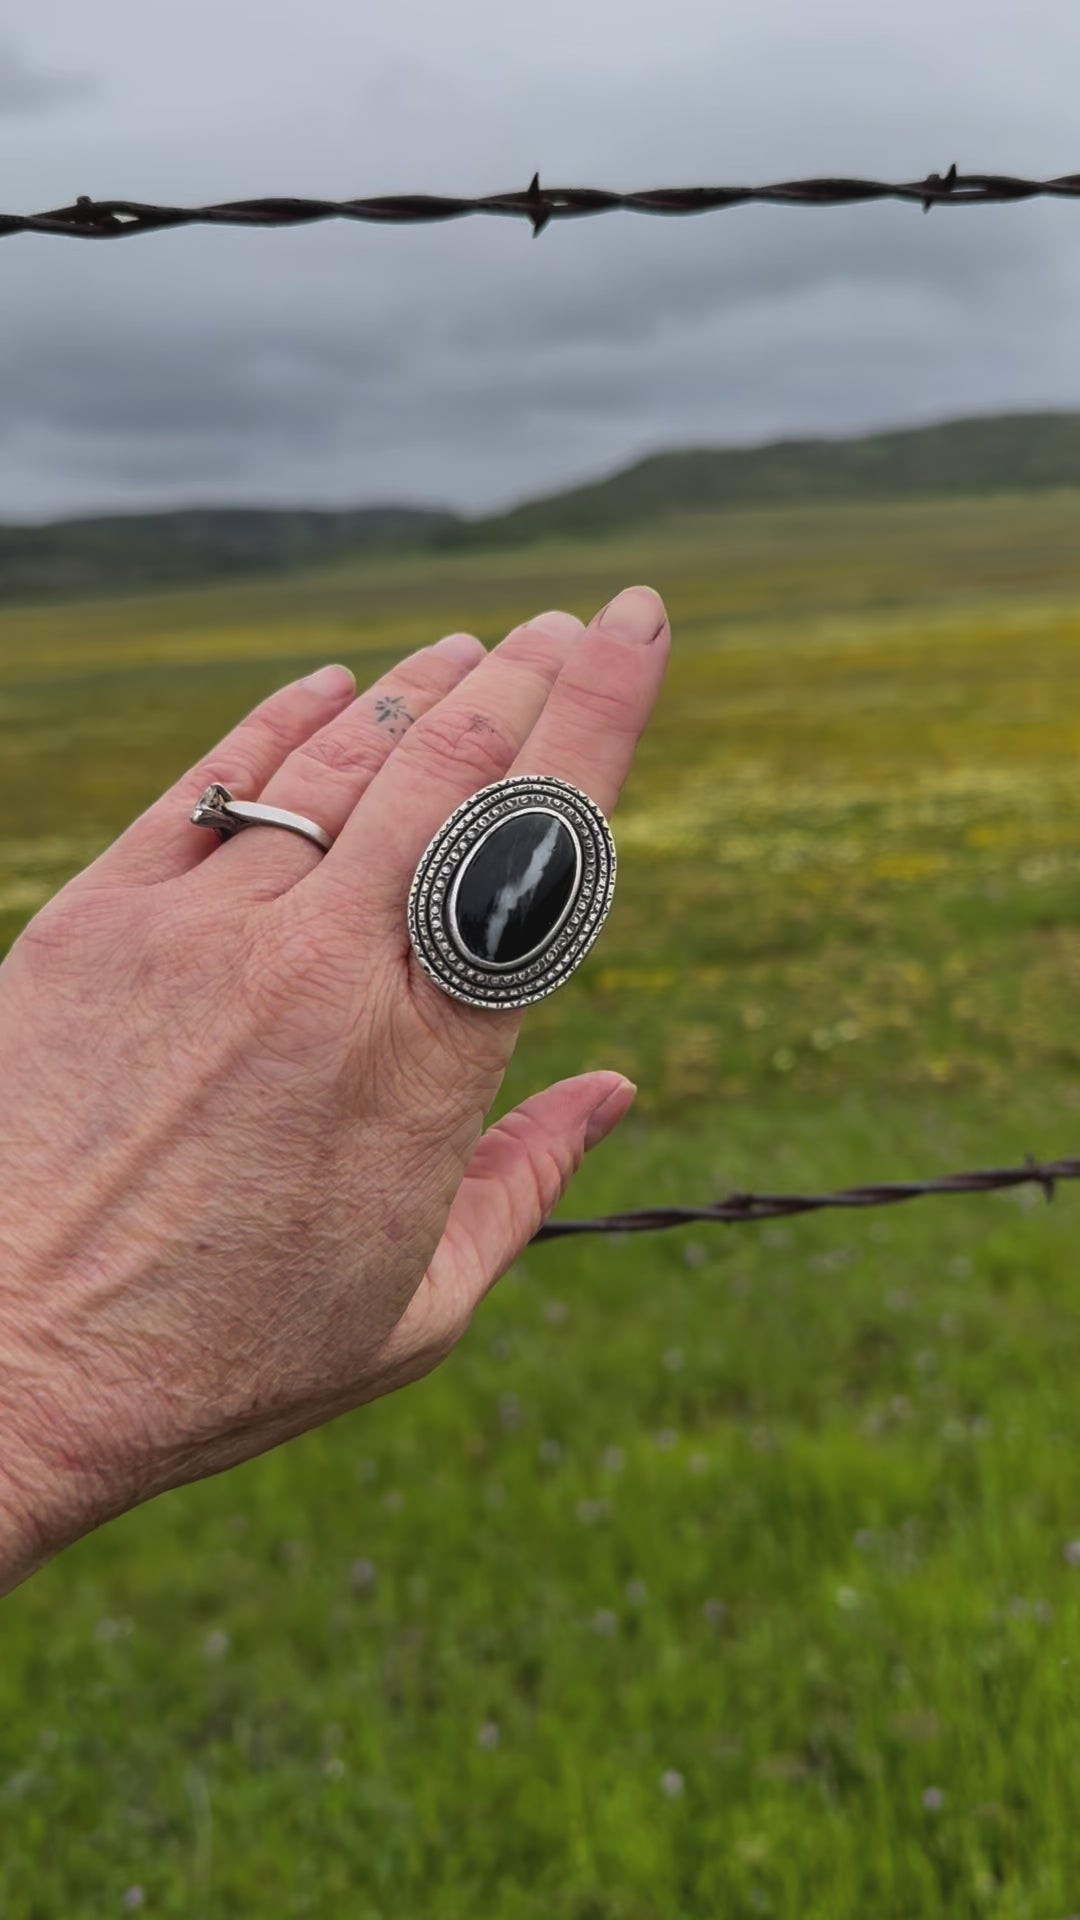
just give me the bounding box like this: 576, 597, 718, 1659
407, 774, 617, 1009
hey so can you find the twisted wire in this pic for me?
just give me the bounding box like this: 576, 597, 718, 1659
5, 166, 1080, 242
530, 1153, 1074, 1241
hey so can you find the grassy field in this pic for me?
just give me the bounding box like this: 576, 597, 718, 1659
4, 491, 1080, 1916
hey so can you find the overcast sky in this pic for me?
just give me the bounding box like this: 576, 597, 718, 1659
3, 0, 1080, 524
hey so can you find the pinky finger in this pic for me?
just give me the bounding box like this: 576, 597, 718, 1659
85, 661, 359, 888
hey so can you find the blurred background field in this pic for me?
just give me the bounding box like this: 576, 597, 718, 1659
4, 491, 1080, 1915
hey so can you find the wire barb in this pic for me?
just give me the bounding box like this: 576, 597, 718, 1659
1024, 1151, 1057, 1205
922, 161, 959, 212
526, 172, 551, 239
7, 167, 1080, 242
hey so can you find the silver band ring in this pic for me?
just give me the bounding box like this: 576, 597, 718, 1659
407, 774, 617, 1010
190, 782, 333, 853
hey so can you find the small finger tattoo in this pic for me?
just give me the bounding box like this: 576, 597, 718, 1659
375, 694, 413, 728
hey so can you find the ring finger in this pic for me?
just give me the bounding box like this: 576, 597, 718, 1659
193, 629, 489, 900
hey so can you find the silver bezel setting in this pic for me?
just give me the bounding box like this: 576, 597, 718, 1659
407, 774, 617, 1009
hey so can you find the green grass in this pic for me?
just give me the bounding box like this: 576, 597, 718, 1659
4, 492, 1080, 1916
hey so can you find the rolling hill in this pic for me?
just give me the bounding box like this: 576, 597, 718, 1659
0, 505, 459, 605
4, 410, 1080, 604
435, 410, 1080, 550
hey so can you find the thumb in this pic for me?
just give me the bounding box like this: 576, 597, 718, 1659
369, 1072, 637, 1400
440, 1069, 637, 1312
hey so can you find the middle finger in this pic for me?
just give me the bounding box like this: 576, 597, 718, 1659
306, 607, 586, 924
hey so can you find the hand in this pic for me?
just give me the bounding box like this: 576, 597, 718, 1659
0, 585, 670, 1594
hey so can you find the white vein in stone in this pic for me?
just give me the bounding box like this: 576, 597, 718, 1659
482, 817, 562, 958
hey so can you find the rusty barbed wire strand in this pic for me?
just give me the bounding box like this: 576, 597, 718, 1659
529, 1152, 1074, 1241
6, 166, 1080, 242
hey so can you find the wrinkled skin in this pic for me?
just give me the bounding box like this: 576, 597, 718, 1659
0, 586, 670, 1594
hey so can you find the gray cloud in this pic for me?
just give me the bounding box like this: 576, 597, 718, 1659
3, 0, 1080, 522
0, 33, 93, 116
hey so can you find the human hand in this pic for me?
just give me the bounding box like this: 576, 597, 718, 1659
0, 585, 670, 1594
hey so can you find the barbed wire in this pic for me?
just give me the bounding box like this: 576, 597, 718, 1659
5, 166, 1080, 242
530, 1151, 1074, 1240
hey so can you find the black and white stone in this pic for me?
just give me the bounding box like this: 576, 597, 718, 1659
449, 809, 581, 968
406, 773, 616, 1010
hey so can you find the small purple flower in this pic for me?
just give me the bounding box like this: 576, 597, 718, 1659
576, 1499, 610, 1527
95, 1616, 133, 1646
922, 1786, 944, 1813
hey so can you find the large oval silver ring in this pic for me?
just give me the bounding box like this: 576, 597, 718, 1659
407, 774, 617, 1010
190, 782, 333, 854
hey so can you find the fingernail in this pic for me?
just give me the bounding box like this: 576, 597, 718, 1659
434, 631, 485, 667
597, 586, 666, 646
301, 663, 356, 699
584, 1076, 638, 1150
529, 610, 586, 637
